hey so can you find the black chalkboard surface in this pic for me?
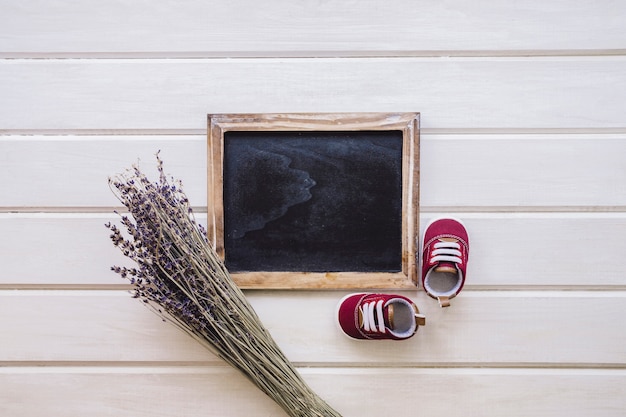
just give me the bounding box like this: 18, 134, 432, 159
223, 130, 403, 273
207, 112, 419, 289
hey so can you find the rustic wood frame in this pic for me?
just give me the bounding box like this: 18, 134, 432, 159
207, 113, 419, 289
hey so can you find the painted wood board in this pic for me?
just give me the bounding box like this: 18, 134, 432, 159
1, 213, 625, 288
1, 0, 624, 55
0, 291, 623, 366
1, 58, 625, 130
1, 367, 625, 417
1, 134, 625, 209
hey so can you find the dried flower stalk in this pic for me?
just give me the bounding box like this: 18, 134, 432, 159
106, 153, 341, 417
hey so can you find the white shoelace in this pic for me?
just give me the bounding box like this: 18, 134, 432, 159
430, 241, 462, 264
360, 300, 386, 333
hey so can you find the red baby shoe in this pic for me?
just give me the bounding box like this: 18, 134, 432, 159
421, 217, 469, 307
336, 293, 426, 340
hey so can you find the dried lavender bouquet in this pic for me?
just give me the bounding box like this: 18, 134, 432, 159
106, 154, 341, 417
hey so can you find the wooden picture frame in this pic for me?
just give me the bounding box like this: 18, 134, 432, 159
207, 113, 419, 289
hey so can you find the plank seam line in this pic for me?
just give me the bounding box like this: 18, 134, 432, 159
1, 286, 625, 293
1, 49, 626, 59
2, 128, 626, 136
3, 206, 626, 214
0, 361, 624, 371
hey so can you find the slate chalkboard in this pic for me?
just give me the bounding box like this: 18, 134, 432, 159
223, 130, 404, 273
208, 112, 419, 288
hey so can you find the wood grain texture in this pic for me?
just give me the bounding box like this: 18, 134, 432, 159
2, 213, 626, 288
2, 2, 625, 415
1, 0, 624, 55
1, 133, 625, 209
1, 58, 625, 130
0, 291, 624, 366
2, 367, 625, 417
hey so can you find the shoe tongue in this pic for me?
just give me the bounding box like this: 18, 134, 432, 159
435, 261, 457, 273
385, 303, 395, 329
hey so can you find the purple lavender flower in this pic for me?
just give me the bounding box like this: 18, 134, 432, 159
105, 152, 340, 417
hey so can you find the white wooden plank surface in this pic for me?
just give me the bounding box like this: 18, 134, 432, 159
0, 136, 205, 208
2, 367, 625, 417
1, 291, 624, 366
2, 1, 625, 416
1, 58, 625, 130
2, 212, 625, 287
1, 134, 625, 209
1, 0, 624, 55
